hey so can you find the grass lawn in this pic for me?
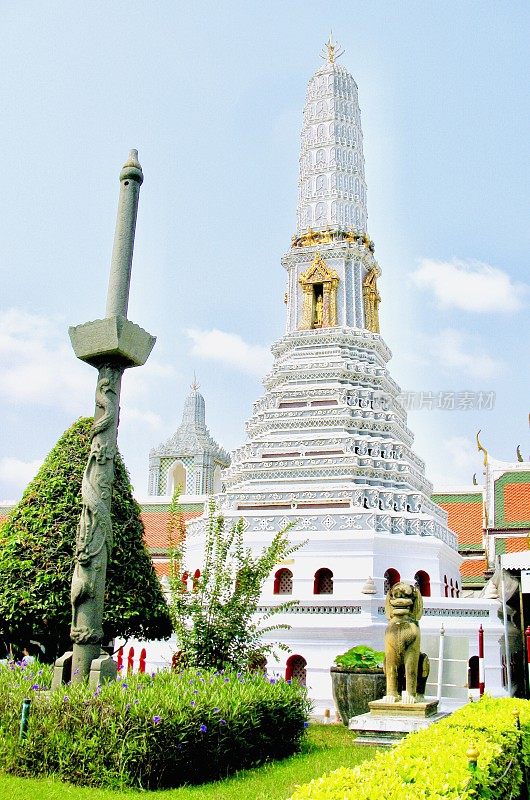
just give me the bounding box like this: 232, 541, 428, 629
0, 724, 378, 800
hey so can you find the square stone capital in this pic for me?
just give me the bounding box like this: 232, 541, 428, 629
69, 315, 156, 368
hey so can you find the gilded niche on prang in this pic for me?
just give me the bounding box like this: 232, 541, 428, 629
362, 267, 381, 333
298, 253, 339, 330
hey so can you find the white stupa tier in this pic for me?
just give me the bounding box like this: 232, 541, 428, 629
184, 42, 509, 711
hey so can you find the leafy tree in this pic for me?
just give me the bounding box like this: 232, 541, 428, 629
0, 417, 172, 659
169, 496, 301, 670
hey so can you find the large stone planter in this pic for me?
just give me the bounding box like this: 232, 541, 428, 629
331, 666, 386, 725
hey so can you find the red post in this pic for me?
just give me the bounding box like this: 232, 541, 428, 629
139, 648, 146, 674
478, 625, 485, 696
127, 646, 135, 674
524, 625, 530, 691
116, 646, 123, 672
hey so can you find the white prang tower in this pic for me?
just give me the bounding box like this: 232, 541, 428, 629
186, 39, 505, 709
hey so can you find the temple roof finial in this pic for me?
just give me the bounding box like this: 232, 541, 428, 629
321, 32, 344, 64
191, 372, 200, 391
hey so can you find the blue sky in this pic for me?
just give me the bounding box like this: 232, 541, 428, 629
1, 1, 528, 501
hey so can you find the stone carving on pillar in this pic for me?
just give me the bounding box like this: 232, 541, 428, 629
70, 366, 121, 646
362, 268, 381, 333
298, 253, 339, 330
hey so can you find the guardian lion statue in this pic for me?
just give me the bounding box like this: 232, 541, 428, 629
382, 582, 429, 704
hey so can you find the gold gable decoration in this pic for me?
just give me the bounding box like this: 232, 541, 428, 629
362, 268, 381, 333
298, 253, 339, 330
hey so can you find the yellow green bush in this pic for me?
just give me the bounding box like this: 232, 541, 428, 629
289, 696, 527, 800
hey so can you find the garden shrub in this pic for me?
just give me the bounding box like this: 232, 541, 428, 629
0, 661, 310, 789
289, 695, 528, 800
0, 417, 171, 660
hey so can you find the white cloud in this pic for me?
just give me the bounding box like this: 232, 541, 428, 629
0, 457, 43, 492
443, 436, 480, 473
431, 329, 502, 379
0, 308, 93, 413
412, 258, 526, 312
0, 308, 175, 417
186, 328, 272, 377
120, 407, 163, 428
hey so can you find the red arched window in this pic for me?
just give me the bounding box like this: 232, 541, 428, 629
192, 569, 201, 592
285, 654, 307, 686
314, 568, 333, 595
384, 568, 400, 594
414, 570, 431, 597
444, 575, 449, 598
273, 568, 293, 595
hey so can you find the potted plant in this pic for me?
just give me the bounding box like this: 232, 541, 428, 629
331, 645, 385, 725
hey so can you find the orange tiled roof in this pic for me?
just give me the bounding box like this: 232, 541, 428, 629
141, 511, 202, 550
504, 483, 530, 523
436, 500, 483, 547
461, 558, 487, 578
153, 561, 171, 577
503, 537, 530, 554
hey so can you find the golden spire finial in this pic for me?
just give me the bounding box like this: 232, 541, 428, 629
321, 32, 344, 64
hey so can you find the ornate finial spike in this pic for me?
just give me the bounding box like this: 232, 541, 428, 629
476, 430, 489, 467
516, 445, 524, 462
320, 32, 344, 63
191, 372, 200, 391
472, 473, 478, 485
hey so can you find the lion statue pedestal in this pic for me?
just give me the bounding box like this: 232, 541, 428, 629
350, 583, 447, 744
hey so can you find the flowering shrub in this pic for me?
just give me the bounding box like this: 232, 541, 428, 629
0, 661, 310, 789
289, 696, 528, 800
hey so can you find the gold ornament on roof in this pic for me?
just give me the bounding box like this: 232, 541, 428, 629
516, 445, 524, 463
476, 430, 488, 467
321, 33, 345, 64
291, 227, 374, 251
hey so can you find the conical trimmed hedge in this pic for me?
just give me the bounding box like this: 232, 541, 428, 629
0, 417, 172, 659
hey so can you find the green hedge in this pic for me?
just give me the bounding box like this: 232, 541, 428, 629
289, 696, 528, 800
0, 662, 310, 789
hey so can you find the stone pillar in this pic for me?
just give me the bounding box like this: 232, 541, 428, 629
54, 151, 156, 686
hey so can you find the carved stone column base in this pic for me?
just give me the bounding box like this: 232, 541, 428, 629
89, 652, 118, 688
71, 642, 102, 683
51, 651, 73, 690
53, 646, 118, 688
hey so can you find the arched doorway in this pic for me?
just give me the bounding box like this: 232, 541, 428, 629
384, 568, 400, 594
414, 570, 431, 597
285, 654, 307, 686
314, 568, 333, 594
468, 656, 479, 689
168, 460, 187, 495
273, 568, 293, 595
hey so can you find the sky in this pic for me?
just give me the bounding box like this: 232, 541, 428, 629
0, 0, 528, 502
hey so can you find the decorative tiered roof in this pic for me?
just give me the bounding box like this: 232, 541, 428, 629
296, 36, 368, 235
148, 381, 230, 496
